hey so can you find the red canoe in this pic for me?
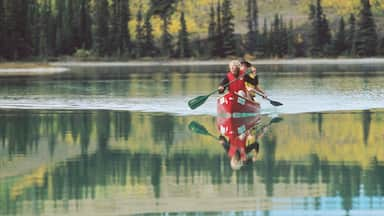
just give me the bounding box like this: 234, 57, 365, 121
217, 92, 261, 117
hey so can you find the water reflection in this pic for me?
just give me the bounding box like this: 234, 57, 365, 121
1, 109, 384, 215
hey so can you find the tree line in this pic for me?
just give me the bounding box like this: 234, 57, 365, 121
0, 0, 383, 60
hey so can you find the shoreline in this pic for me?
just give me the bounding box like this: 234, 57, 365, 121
1, 58, 384, 75
50, 58, 384, 67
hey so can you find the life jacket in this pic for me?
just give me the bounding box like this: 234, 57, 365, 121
226, 71, 246, 93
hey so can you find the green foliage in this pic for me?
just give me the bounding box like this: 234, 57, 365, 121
334, 17, 347, 56
177, 11, 190, 58
94, 0, 109, 56
221, 0, 236, 57
246, 0, 259, 54
355, 0, 378, 57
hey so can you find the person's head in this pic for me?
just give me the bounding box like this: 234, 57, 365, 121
240, 60, 251, 70
229, 60, 241, 76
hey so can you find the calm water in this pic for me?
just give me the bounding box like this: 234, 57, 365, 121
0, 63, 384, 215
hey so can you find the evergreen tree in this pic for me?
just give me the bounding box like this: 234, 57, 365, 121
143, 15, 156, 57
4, 0, 31, 59
270, 14, 280, 57
79, 0, 92, 49
26, 0, 40, 56
334, 17, 347, 56
309, 0, 331, 56
308, 3, 320, 56
177, 11, 190, 58
110, 0, 120, 54
207, 4, 216, 57
346, 14, 356, 56
39, 0, 51, 56
0, 0, 5, 59
320, 14, 332, 54
55, 0, 65, 55
135, 3, 145, 57
378, 37, 384, 56
355, 0, 377, 57
279, 16, 288, 57
261, 18, 269, 57
63, 0, 76, 54
94, 0, 109, 56
0, 0, 3, 58
149, 0, 177, 57
246, 0, 258, 54
221, 0, 236, 56
119, 0, 131, 56
214, 1, 223, 57
287, 19, 295, 56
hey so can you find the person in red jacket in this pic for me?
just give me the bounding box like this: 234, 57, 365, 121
218, 60, 248, 98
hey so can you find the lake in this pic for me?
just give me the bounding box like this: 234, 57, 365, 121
0, 62, 383, 215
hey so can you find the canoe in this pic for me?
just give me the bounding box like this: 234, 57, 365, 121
216, 115, 261, 137
217, 92, 260, 117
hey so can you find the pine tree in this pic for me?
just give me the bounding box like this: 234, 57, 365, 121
79, 0, 92, 49
63, 0, 76, 54
94, 0, 109, 56
334, 17, 347, 56
378, 37, 384, 55
246, 0, 258, 54
355, 0, 377, 57
221, 0, 236, 57
110, 0, 120, 54
55, 0, 65, 55
261, 18, 269, 57
143, 16, 156, 57
207, 4, 216, 57
214, 1, 223, 57
135, 3, 144, 57
26, 0, 40, 56
119, 0, 131, 56
346, 14, 356, 56
287, 19, 295, 56
0, 0, 4, 58
308, 3, 320, 56
177, 11, 190, 58
39, 0, 50, 57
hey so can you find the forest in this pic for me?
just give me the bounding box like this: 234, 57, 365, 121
0, 0, 383, 60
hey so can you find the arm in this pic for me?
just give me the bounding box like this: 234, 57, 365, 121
218, 77, 229, 94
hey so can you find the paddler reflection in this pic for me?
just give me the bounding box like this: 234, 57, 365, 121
217, 116, 269, 170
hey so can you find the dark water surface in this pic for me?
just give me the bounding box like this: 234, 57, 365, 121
0, 64, 384, 215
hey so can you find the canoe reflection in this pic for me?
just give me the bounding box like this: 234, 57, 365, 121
189, 116, 282, 170
217, 116, 265, 170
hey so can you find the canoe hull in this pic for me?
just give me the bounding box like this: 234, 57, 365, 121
217, 92, 260, 117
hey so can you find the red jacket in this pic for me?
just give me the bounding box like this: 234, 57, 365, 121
226, 70, 246, 93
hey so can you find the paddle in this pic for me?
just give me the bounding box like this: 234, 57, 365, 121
255, 91, 283, 107
188, 70, 252, 110
188, 121, 219, 140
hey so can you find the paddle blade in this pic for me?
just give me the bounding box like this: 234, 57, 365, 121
269, 99, 283, 106
270, 117, 283, 124
188, 95, 209, 110
188, 121, 210, 136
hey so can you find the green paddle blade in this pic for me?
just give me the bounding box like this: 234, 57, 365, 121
188, 95, 209, 110
188, 121, 210, 136
270, 117, 283, 124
